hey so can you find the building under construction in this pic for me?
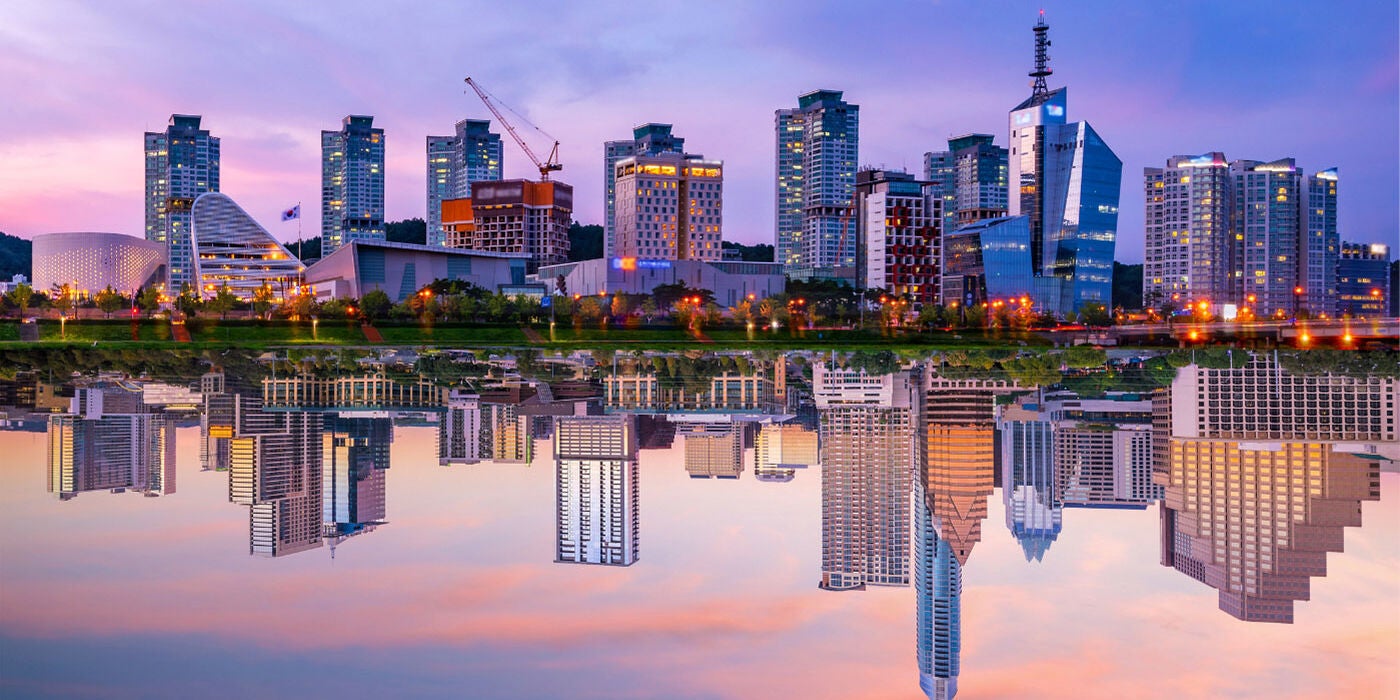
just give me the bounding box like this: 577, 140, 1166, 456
441, 179, 572, 273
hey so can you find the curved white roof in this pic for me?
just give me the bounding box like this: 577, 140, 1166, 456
191, 193, 304, 300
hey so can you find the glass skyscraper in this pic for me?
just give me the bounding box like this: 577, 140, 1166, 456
775, 90, 859, 279
426, 119, 503, 247
321, 115, 385, 255
145, 114, 220, 292
1007, 16, 1121, 313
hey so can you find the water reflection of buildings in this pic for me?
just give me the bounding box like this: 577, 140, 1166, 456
47, 386, 175, 500
921, 373, 1006, 566
604, 355, 786, 414
202, 373, 404, 557
996, 404, 1058, 561
915, 485, 962, 700
681, 422, 743, 478
555, 415, 639, 566
754, 421, 818, 482
814, 364, 913, 591
1157, 356, 1395, 622
323, 415, 392, 550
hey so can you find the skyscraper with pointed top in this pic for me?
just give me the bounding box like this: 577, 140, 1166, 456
1008, 13, 1122, 314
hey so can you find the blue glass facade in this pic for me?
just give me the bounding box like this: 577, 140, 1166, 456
915, 486, 961, 700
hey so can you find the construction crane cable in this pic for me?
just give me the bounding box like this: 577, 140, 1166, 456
469, 82, 557, 142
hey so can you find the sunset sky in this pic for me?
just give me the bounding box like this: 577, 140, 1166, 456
1, 1, 1395, 262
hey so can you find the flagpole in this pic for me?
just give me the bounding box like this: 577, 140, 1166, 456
297, 201, 303, 295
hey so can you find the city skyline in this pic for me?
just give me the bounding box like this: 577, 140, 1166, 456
3, 2, 1395, 265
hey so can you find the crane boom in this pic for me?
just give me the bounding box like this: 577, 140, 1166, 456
465, 77, 562, 181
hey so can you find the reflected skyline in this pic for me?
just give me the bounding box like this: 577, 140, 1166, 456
8, 346, 1398, 697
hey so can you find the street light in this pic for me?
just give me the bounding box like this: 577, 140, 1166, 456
1293, 286, 1304, 319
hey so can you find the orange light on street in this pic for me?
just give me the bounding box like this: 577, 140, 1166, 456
1294, 286, 1304, 295
1189, 330, 1199, 341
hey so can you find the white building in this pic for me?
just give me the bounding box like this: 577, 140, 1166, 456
555, 415, 639, 566
613, 152, 723, 261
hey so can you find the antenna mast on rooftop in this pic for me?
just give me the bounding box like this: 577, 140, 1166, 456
1030, 11, 1052, 100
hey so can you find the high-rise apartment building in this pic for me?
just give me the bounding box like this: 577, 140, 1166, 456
854, 169, 941, 307
1230, 159, 1338, 317
145, 114, 220, 291
1055, 424, 1160, 506
1143, 153, 1233, 310
426, 120, 503, 247
924, 134, 1009, 234
554, 415, 639, 566
814, 364, 913, 590
775, 90, 860, 278
321, 115, 385, 255
604, 124, 687, 257
613, 152, 723, 261
1143, 154, 1341, 317
1337, 242, 1390, 317
440, 179, 572, 273
439, 390, 482, 465
754, 422, 818, 482
1008, 16, 1121, 313
228, 406, 324, 557
681, 422, 743, 478
47, 387, 175, 501
1171, 354, 1398, 445
1159, 440, 1380, 623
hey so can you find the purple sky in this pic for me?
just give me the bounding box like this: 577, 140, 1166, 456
1, 1, 1396, 262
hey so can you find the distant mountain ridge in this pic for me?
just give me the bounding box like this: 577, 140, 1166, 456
0, 232, 32, 280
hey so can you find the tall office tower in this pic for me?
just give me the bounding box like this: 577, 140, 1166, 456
604, 124, 687, 257
681, 422, 743, 478
229, 407, 324, 557
920, 373, 1004, 565
47, 390, 175, 501
1171, 355, 1398, 444
813, 363, 913, 590
425, 135, 455, 246
613, 152, 724, 261
1159, 440, 1380, 623
321, 115, 385, 255
426, 120, 504, 247
997, 406, 1060, 562
754, 422, 818, 482
440, 179, 572, 272
854, 169, 941, 307
439, 390, 482, 465
1008, 15, 1121, 314
323, 416, 391, 541
924, 134, 1009, 234
1229, 159, 1340, 317
1338, 242, 1391, 317
775, 90, 860, 277
1055, 424, 1160, 506
922, 150, 955, 235
1143, 153, 1233, 310
555, 415, 639, 566
145, 114, 220, 291
915, 485, 962, 700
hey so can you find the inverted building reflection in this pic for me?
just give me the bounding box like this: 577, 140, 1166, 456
47, 384, 175, 501
1156, 353, 1390, 623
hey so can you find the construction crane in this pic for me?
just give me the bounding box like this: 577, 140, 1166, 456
465, 77, 562, 181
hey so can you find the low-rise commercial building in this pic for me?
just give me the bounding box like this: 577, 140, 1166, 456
303, 239, 529, 302
31, 232, 167, 297
537, 258, 783, 307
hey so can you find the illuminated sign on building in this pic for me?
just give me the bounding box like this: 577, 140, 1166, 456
611, 257, 673, 271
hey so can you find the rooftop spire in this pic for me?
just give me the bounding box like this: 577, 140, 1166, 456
1029, 11, 1052, 99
